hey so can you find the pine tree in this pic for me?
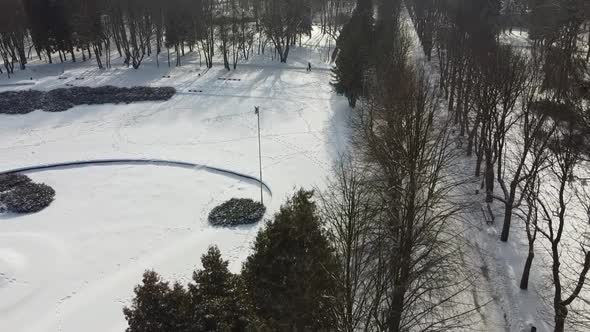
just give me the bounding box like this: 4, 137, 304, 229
123, 270, 186, 332
332, 1, 374, 107
167, 282, 192, 332
242, 189, 339, 331
189, 246, 251, 331
124, 247, 252, 332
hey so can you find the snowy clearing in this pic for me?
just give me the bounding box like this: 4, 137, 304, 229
0, 38, 349, 332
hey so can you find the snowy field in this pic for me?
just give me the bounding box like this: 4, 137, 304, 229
0, 33, 350, 332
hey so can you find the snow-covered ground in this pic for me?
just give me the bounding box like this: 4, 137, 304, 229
405, 11, 590, 332
0, 31, 350, 332
500, 29, 531, 49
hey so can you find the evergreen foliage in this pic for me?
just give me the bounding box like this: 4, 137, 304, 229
0, 173, 31, 192
189, 246, 252, 331
124, 246, 253, 331
242, 189, 339, 331
123, 271, 191, 332
0, 86, 176, 115
332, 1, 373, 107
208, 198, 266, 226
0, 173, 55, 214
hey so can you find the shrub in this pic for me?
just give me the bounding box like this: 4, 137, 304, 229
43, 89, 76, 112
0, 86, 176, 114
241, 189, 339, 330
0, 173, 32, 192
1, 181, 55, 213
208, 198, 266, 226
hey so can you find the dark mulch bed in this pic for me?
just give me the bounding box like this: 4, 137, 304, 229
208, 198, 266, 226
0, 173, 31, 192
0, 174, 55, 214
0, 86, 176, 114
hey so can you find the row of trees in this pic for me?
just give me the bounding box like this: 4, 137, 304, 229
125, 1, 478, 331
329, 1, 479, 328
406, 0, 590, 330
0, 0, 355, 75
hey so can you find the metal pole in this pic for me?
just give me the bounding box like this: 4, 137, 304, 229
256, 106, 264, 205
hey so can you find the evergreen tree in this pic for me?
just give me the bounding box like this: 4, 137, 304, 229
242, 189, 339, 331
124, 247, 252, 332
189, 246, 251, 331
123, 270, 188, 332
331, 0, 373, 107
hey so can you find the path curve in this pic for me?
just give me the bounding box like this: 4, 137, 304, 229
0, 159, 272, 196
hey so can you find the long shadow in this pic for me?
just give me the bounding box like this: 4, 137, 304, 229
0, 159, 272, 196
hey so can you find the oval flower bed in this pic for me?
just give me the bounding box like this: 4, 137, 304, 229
208, 198, 266, 226
0, 174, 55, 214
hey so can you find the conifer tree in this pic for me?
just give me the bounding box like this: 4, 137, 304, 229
332, 0, 373, 107
123, 270, 184, 332
242, 189, 339, 331
189, 246, 251, 331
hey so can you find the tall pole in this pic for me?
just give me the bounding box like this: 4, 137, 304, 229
255, 106, 264, 205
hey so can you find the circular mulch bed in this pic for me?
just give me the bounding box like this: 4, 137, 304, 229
0, 174, 55, 214
208, 198, 266, 226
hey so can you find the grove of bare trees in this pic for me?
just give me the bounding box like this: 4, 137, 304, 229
407, 0, 590, 330
0, 0, 356, 74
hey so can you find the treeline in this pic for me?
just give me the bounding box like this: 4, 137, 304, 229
125, 0, 477, 331
0, 0, 355, 75
127, 174, 467, 332
407, 0, 590, 331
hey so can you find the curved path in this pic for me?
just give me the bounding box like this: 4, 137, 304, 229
0, 159, 272, 196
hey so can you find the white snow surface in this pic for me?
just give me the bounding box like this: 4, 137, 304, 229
0, 32, 350, 332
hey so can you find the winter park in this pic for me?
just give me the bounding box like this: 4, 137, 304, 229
2, 0, 590, 331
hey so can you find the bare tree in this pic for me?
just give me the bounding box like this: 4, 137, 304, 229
471, 51, 501, 201
358, 42, 475, 329
320, 156, 378, 332
200, 0, 215, 68
496, 49, 555, 242
536, 122, 590, 332
518, 168, 541, 290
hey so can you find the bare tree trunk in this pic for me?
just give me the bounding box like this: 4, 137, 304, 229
520, 250, 534, 290
475, 122, 485, 176
554, 304, 568, 332
500, 190, 516, 241
46, 47, 52, 64
467, 112, 480, 156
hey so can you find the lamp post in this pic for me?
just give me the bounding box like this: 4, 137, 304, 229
255, 106, 264, 205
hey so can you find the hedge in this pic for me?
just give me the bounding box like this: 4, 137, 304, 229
208, 198, 266, 226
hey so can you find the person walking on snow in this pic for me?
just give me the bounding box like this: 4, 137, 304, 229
307, 62, 312, 72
